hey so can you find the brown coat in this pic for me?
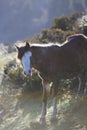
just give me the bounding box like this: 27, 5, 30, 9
30, 34, 87, 84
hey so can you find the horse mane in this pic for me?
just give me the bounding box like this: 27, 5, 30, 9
16, 34, 87, 49
67, 34, 87, 41
30, 42, 62, 47
63, 34, 87, 45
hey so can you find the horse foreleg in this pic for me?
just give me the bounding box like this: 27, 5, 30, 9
40, 99, 47, 123
76, 74, 87, 98
52, 97, 57, 120
84, 85, 87, 95
75, 76, 81, 99
84, 81, 87, 95
51, 87, 58, 121
40, 80, 50, 123
83, 73, 87, 95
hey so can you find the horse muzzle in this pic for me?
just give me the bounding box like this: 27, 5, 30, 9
24, 70, 32, 76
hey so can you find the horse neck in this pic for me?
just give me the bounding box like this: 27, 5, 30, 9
31, 47, 42, 69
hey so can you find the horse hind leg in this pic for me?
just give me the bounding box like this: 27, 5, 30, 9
83, 73, 87, 95
79, 73, 87, 96
76, 74, 87, 99
84, 86, 87, 95
84, 81, 87, 95
51, 97, 57, 121
75, 76, 81, 99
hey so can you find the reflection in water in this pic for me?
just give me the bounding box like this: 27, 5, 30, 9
0, 86, 87, 130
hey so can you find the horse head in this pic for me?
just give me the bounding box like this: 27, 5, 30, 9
16, 42, 32, 76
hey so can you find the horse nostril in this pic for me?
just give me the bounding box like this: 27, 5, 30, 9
23, 70, 31, 76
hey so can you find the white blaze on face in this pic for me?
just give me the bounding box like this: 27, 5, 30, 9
22, 51, 32, 75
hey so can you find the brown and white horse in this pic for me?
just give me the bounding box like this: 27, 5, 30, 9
16, 34, 87, 122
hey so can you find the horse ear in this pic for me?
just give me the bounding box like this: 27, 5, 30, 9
26, 42, 30, 48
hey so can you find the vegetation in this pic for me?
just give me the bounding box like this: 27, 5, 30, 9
25, 12, 86, 43
4, 60, 42, 92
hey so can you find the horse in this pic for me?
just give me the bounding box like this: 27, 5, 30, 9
16, 34, 87, 123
